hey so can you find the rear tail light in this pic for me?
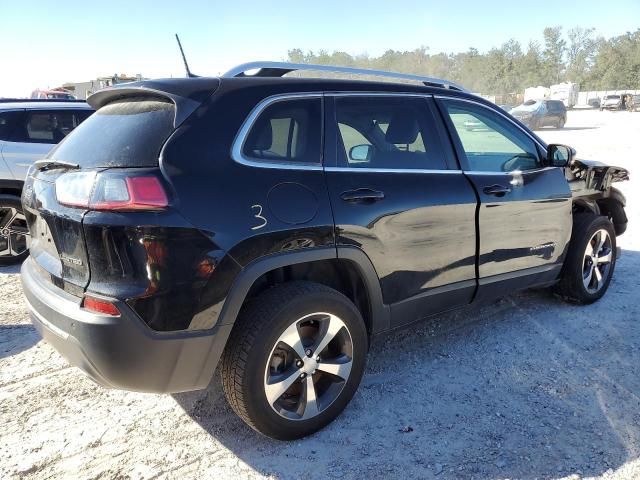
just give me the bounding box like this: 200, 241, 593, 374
82, 295, 121, 316
55, 170, 168, 211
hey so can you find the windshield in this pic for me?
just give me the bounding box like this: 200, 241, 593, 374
605, 95, 620, 100
511, 100, 541, 112
47, 93, 75, 99
48, 97, 175, 168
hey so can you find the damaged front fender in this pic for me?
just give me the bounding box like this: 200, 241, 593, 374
570, 159, 629, 191
568, 159, 629, 235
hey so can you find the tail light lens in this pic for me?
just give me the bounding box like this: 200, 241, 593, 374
82, 295, 121, 316
55, 170, 168, 211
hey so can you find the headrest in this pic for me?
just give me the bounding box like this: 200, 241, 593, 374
385, 112, 419, 144
250, 120, 273, 151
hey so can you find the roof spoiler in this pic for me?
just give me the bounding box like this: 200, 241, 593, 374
87, 78, 220, 127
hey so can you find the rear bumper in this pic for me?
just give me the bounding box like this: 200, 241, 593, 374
20, 257, 232, 393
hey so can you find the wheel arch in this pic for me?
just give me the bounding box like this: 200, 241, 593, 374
597, 188, 627, 236
217, 246, 390, 338
572, 198, 600, 216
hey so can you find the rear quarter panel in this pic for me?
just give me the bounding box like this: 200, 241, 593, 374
158, 84, 336, 330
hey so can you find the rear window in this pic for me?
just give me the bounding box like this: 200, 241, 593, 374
49, 97, 175, 168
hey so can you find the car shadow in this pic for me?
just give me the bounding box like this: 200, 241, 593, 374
0, 325, 39, 359
0, 263, 22, 275
0, 261, 40, 359
174, 249, 640, 478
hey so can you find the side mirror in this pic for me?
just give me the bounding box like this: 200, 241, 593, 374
349, 144, 373, 162
546, 144, 574, 167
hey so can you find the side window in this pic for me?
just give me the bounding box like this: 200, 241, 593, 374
335, 96, 446, 170
441, 100, 540, 172
242, 98, 321, 165
18, 110, 92, 144
0, 111, 24, 141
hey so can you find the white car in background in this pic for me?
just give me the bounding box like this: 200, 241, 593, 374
600, 95, 623, 111
0, 100, 92, 265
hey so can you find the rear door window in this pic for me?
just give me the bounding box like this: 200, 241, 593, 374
48, 98, 175, 168
19, 110, 92, 144
334, 96, 446, 170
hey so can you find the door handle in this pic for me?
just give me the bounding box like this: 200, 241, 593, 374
483, 184, 512, 196
340, 188, 385, 203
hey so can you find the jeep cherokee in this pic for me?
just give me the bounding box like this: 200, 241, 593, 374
20, 62, 629, 440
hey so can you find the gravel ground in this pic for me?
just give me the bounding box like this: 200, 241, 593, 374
1, 109, 639, 480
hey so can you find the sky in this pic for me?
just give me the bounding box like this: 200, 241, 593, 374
1, 0, 639, 97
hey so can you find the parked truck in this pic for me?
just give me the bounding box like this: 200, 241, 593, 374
550, 82, 579, 109
524, 86, 550, 103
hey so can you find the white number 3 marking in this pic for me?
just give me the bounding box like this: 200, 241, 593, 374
251, 204, 267, 230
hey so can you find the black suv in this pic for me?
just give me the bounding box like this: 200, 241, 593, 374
20, 62, 629, 440
510, 99, 568, 130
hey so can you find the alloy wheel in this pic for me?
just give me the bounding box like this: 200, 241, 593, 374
582, 228, 613, 294
264, 312, 353, 421
0, 207, 29, 258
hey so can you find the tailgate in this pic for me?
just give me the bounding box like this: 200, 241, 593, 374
22, 169, 90, 294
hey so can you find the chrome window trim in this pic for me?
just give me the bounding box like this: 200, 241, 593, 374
232, 91, 550, 175
464, 167, 556, 176
325, 167, 461, 174
231, 93, 324, 171
327, 92, 434, 98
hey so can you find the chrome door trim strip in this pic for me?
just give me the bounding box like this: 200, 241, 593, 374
325, 167, 461, 174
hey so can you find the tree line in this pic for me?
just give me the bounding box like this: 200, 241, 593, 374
287, 27, 640, 94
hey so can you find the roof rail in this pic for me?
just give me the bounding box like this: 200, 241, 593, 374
222, 61, 468, 92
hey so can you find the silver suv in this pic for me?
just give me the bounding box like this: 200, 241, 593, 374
0, 100, 92, 265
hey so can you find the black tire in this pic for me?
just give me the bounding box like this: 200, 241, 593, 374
0, 194, 29, 266
221, 281, 368, 440
557, 117, 566, 128
555, 214, 617, 304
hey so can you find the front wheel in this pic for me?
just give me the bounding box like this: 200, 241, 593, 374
221, 281, 368, 440
0, 195, 30, 266
555, 214, 617, 304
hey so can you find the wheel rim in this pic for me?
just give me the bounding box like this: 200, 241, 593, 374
582, 228, 613, 294
264, 312, 353, 421
0, 207, 29, 258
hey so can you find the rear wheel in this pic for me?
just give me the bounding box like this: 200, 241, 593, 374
555, 214, 617, 304
221, 281, 368, 440
0, 195, 29, 266
557, 117, 566, 128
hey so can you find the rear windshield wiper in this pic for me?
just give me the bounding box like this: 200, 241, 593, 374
34, 159, 80, 172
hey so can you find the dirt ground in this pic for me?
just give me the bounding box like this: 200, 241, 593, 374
1, 109, 639, 480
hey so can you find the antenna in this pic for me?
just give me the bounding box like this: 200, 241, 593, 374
175, 34, 197, 78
